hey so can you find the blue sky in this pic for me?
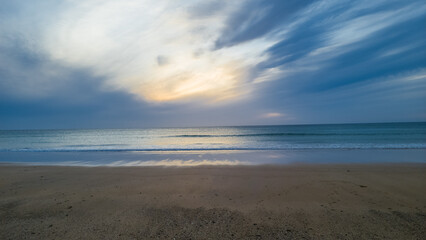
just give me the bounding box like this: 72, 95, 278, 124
0, 0, 425, 129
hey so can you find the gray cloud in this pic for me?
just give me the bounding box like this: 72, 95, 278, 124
156, 55, 169, 66
187, 0, 226, 19
0, 0, 425, 129
214, 0, 314, 49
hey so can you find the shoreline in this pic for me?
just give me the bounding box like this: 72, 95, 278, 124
1, 161, 425, 168
1, 163, 425, 239
1, 148, 425, 166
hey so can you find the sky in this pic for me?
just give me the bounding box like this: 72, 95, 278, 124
0, 0, 425, 129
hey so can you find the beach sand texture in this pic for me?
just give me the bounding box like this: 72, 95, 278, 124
0, 164, 425, 239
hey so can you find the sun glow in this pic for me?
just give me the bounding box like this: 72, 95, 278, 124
136, 63, 245, 102
39, 0, 276, 103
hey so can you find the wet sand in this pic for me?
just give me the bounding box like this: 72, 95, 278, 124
0, 164, 425, 239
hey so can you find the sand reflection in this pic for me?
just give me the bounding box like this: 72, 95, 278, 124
107, 159, 249, 167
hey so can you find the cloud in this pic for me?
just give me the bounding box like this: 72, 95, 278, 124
214, 0, 315, 49
36, 0, 278, 103
156, 55, 169, 66
0, 0, 425, 129
0, 34, 82, 99
4, 0, 423, 104
254, 0, 426, 92
261, 112, 283, 118
186, 0, 226, 19
249, 0, 426, 124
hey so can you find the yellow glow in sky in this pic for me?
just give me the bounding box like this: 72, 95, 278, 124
41, 0, 276, 103
137, 63, 244, 102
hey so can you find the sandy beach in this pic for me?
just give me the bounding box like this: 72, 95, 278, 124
0, 164, 425, 239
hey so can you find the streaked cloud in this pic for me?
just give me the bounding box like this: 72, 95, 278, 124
38, 0, 277, 103
0, 0, 425, 128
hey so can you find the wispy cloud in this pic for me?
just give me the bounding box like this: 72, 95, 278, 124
3, 0, 423, 103
0, 0, 425, 128
37, 0, 277, 103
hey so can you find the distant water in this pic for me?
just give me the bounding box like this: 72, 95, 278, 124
1, 123, 425, 152
0, 123, 425, 166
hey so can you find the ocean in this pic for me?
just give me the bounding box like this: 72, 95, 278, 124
0, 122, 425, 166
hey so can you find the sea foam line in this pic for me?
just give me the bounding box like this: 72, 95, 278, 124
1, 145, 426, 152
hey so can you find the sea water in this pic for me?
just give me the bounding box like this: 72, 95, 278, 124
0, 122, 425, 166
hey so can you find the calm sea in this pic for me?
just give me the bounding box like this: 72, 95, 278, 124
0, 122, 425, 166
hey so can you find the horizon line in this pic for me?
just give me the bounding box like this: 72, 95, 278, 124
1, 121, 425, 131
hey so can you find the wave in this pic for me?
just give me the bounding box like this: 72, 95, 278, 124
1, 145, 426, 152
64, 144, 127, 147
171, 132, 425, 137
